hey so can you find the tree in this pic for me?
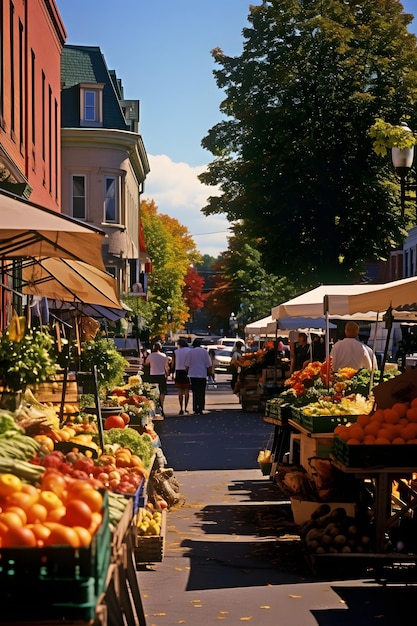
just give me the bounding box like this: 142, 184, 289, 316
199, 0, 417, 285
182, 266, 206, 328
204, 229, 298, 334
138, 199, 202, 338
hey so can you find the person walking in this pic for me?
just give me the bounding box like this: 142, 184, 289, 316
172, 338, 192, 415
145, 342, 170, 416
184, 338, 213, 415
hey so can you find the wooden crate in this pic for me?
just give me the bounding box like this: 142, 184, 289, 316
134, 509, 166, 564
35, 373, 78, 404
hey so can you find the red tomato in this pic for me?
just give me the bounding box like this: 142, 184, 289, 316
104, 415, 126, 430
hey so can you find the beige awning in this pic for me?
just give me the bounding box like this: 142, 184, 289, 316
0, 191, 106, 270
22, 257, 121, 309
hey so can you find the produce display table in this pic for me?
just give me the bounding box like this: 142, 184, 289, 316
330, 457, 417, 553
262, 415, 297, 473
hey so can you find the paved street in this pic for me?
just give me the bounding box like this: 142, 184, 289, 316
137, 376, 416, 626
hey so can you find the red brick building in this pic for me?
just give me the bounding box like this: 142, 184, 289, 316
0, 0, 66, 209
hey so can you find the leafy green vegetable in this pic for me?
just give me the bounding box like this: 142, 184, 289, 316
103, 428, 154, 468
0, 411, 24, 434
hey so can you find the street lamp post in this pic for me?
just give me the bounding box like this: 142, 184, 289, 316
229, 312, 238, 338
166, 305, 172, 342
391, 123, 415, 219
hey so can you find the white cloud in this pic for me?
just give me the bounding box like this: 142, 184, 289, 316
142, 154, 230, 257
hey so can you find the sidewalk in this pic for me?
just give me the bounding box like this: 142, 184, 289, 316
137, 378, 415, 626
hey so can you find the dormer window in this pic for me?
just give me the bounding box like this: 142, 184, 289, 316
79, 83, 104, 127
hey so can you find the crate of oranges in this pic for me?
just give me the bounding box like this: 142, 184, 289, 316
332, 400, 417, 467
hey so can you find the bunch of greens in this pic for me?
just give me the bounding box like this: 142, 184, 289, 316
0, 329, 58, 392
79, 338, 129, 392
103, 428, 154, 468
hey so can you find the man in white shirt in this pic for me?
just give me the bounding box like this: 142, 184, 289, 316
184, 338, 212, 415
330, 321, 378, 372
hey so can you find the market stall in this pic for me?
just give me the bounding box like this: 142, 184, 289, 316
264, 277, 417, 577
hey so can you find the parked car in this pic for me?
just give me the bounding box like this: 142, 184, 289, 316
210, 348, 234, 374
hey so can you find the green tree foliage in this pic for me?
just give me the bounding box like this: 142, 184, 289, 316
138, 199, 202, 338
204, 229, 299, 333
199, 0, 417, 285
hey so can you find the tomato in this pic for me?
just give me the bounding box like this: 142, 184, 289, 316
2, 526, 37, 547
104, 415, 126, 430
0, 473, 22, 498
41, 472, 67, 498
63, 499, 93, 529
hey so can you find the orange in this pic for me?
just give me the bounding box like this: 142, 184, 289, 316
0, 473, 22, 498
2, 526, 37, 547
410, 397, 417, 408
67, 480, 95, 499
38, 491, 64, 512
41, 472, 67, 499
335, 425, 350, 442
21, 483, 39, 498
406, 408, 417, 423
44, 524, 80, 548
29, 523, 52, 543
364, 422, 380, 437
348, 426, 364, 442
371, 409, 385, 422
363, 435, 376, 444
73, 526, 92, 547
6, 490, 38, 510
3, 506, 27, 525
63, 499, 93, 529
356, 414, 371, 428
392, 437, 406, 445
374, 437, 391, 444
392, 403, 409, 418
0, 511, 23, 528
346, 438, 361, 445
46, 505, 66, 523
26, 503, 48, 524
378, 427, 394, 442
76, 488, 103, 514
383, 408, 401, 424
88, 511, 103, 535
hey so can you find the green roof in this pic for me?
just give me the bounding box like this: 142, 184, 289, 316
61, 45, 129, 131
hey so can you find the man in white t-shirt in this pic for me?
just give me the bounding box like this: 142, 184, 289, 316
184, 338, 212, 415
330, 321, 378, 372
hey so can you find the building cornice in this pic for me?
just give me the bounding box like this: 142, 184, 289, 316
61, 128, 150, 183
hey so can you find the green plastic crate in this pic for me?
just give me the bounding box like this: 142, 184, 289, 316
292, 407, 358, 433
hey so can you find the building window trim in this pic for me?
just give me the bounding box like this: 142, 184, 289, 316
79, 83, 104, 127
104, 175, 119, 223
71, 174, 86, 220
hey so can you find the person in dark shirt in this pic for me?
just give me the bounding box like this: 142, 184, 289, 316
291, 332, 310, 373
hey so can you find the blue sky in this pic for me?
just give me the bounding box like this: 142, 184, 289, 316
56, 0, 417, 257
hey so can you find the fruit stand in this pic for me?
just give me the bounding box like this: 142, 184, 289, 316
0, 323, 182, 625
263, 359, 417, 578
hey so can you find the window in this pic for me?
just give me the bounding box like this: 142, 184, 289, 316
80, 83, 103, 127
104, 176, 118, 222
71, 175, 86, 219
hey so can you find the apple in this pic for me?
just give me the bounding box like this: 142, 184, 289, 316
109, 478, 121, 490
108, 470, 121, 481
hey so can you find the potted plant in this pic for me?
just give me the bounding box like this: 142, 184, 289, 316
76, 337, 129, 397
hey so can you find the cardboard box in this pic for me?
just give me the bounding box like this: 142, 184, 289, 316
373, 369, 417, 409
290, 498, 356, 525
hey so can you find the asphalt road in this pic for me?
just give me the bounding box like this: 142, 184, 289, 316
137, 375, 416, 626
